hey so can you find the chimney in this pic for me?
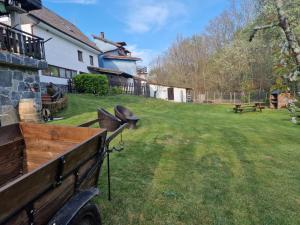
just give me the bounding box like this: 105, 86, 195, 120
100, 32, 105, 39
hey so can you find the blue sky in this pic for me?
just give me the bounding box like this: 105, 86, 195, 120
43, 0, 229, 66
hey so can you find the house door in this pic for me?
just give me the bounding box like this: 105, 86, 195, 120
168, 88, 174, 100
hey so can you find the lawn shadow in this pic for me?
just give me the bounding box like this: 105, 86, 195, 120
197, 153, 235, 225
223, 129, 289, 225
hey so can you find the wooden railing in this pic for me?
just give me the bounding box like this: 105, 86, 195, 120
0, 22, 45, 60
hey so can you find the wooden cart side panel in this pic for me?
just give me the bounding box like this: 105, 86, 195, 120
25, 139, 77, 172
0, 129, 106, 224
0, 161, 59, 223
34, 175, 75, 225
0, 124, 22, 146
0, 139, 26, 187
4, 210, 28, 225
20, 123, 105, 143
63, 137, 100, 176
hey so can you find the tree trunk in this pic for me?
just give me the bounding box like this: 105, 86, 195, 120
275, 0, 300, 68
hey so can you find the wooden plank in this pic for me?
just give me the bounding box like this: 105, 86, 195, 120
63, 137, 100, 176
0, 160, 59, 223
11, 31, 17, 53
0, 139, 25, 187
20, 123, 105, 143
4, 210, 28, 225
34, 175, 75, 225
0, 124, 22, 146
17, 33, 23, 54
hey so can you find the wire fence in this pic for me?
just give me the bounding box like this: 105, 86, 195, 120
193, 90, 269, 104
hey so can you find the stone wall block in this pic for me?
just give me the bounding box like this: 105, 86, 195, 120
21, 91, 35, 99
0, 70, 12, 87
0, 95, 11, 105
18, 82, 27, 92
13, 71, 23, 81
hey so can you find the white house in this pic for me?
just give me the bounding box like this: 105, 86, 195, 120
149, 82, 193, 103
20, 7, 101, 90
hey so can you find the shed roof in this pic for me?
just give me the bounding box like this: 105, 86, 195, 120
148, 81, 193, 89
88, 66, 134, 78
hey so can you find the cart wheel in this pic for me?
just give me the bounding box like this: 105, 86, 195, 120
69, 203, 102, 225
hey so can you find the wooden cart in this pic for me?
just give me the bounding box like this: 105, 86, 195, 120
0, 123, 107, 225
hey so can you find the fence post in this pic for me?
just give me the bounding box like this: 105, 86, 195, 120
248, 92, 251, 104
234, 92, 236, 104
214, 92, 216, 103
221, 92, 223, 104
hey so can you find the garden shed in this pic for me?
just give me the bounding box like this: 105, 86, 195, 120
149, 82, 193, 103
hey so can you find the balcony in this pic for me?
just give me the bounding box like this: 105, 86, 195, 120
0, 22, 45, 60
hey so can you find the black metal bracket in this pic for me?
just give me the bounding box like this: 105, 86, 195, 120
55, 157, 66, 186
25, 203, 35, 225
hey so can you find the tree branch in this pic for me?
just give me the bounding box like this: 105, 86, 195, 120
249, 22, 280, 42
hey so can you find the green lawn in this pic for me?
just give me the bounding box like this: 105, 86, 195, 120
53, 94, 300, 225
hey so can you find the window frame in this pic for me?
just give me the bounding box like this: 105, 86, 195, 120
78, 50, 83, 62
42, 65, 78, 79
89, 55, 94, 66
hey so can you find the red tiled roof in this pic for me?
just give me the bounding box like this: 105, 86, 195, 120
30, 7, 100, 52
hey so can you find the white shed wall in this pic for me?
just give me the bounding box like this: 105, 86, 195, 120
150, 85, 187, 102
149, 84, 169, 101
174, 88, 187, 103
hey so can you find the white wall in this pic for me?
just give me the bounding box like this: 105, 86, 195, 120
150, 85, 187, 102
94, 39, 117, 52
150, 84, 169, 100
33, 24, 99, 74
174, 88, 187, 103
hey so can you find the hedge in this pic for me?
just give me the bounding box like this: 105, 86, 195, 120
74, 74, 109, 95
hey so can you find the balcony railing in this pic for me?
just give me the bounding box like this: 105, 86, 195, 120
0, 22, 45, 60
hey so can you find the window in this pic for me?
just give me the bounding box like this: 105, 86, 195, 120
78, 50, 83, 62
42, 65, 77, 79
43, 65, 59, 77
66, 70, 72, 79
90, 55, 94, 66
59, 68, 66, 78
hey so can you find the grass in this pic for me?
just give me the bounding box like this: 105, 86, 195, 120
53, 94, 300, 225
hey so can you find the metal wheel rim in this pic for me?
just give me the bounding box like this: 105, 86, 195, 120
80, 215, 95, 225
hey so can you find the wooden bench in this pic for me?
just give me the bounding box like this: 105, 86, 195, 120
233, 102, 265, 113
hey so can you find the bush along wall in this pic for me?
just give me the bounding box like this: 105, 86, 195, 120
74, 74, 109, 95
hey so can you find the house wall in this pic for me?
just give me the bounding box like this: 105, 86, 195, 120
33, 25, 99, 72
94, 39, 117, 52
102, 58, 137, 76
21, 22, 99, 87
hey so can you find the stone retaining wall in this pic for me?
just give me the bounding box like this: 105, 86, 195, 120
0, 51, 47, 126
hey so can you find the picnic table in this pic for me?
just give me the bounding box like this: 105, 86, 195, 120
233, 102, 265, 113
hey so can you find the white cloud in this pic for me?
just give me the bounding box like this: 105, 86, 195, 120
47, 0, 97, 4
127, 44, 158, 67
124, 0, 187, 33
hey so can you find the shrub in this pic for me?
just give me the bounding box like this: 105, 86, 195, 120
109, 87, 123, 95
74, 74, 108, 95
